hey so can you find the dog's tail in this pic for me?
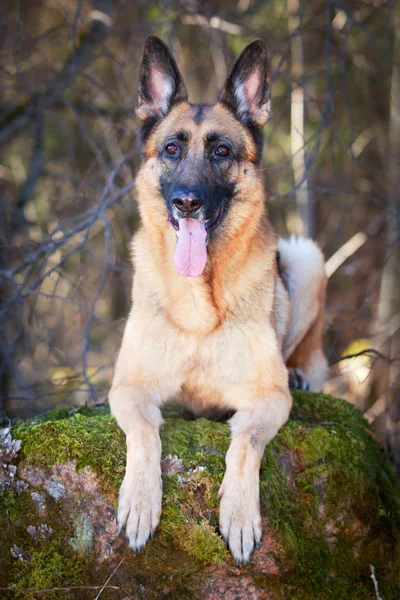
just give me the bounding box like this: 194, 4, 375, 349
278, 236, 328, 392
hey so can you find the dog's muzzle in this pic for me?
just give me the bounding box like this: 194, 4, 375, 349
167, 193, 224, 279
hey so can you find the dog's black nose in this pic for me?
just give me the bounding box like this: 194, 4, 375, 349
172, 193, 203, 215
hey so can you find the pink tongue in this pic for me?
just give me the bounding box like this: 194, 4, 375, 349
174, 218, 207, 277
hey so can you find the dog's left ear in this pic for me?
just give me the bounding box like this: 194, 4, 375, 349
136, 36, 188, 122
219, 39, 271, 128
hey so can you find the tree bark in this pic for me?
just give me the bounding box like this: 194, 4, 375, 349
373, 1, 400, 471
287, 0, 315, 238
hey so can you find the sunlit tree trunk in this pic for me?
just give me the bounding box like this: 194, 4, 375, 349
287, 0, 315, 238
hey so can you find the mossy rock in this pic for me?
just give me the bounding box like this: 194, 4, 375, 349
1, 392, 400, 599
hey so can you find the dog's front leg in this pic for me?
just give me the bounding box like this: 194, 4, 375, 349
109, 385, 163, 551
219, 393, 292, 564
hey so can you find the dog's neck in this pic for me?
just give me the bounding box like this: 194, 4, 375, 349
135, 203, 278, 335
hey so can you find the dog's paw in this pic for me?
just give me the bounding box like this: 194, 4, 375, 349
117, 470, 162, 552
218, 478, 262, 565
288, 367, 309, 391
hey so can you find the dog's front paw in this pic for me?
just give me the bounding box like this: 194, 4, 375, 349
218, 477, 262, 565
117, 469, 162, 552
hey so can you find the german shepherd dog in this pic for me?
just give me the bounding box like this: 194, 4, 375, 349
109, 36, 328, 564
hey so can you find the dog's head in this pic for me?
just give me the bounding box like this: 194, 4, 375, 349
135, 36, 271, 277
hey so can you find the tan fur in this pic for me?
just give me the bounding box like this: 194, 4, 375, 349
109, 101, 327, 563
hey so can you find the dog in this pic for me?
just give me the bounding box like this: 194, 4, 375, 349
109, 35, 328, 565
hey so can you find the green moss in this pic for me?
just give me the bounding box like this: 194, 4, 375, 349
14, 412, 125, 494
2, 392, 399, 598
0, 488, 89, 599
40, 404, 111, 422
291, 390, 366, 427
159, 474, 228, 564
14, 545, 87, 599
156, 417, 230, 564
256, 392, 400, 598
161, 416, 230, 474
184, 520, 227, 563
1, 487, 29, 523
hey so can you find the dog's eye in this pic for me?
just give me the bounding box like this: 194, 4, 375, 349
165, 143, 179, 155
215, 144, 230, 157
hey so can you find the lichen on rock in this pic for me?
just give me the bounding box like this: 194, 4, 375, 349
0, 391, 399, 599
1, 426, 27, 494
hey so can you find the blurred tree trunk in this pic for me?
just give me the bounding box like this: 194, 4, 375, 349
287, 0, 315, 238
371, 2, 400, 472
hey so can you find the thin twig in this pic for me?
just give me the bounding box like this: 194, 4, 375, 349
330, 348, 390, 365
325, 214, 385, 278
0, 585, 119, 594
94, 557, 125, 600
370, 564, 383, 600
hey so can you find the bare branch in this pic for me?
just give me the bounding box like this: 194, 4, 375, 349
370, 564, 383, 600
330, 348, 391, 365
326, 215, 386, 278
0, 0, 114, 146
0, 585, 119, 594
182, 14, 243, 35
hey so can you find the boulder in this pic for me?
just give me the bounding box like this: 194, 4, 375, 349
1, 392, 400, 599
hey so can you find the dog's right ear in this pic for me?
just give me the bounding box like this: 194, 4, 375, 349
136, 36, 188, 122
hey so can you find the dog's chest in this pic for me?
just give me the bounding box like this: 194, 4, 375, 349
172, 319, 276, 414
178, 318, 274, 391
131, 292, 278, 406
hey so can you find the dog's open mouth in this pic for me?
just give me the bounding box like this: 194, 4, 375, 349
169, 204, 224, 278
168, 203, 224, 235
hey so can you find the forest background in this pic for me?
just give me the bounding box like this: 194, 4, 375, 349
0, 0, 399, 470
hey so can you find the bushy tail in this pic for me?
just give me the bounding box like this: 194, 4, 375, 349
278, 236, 328, 392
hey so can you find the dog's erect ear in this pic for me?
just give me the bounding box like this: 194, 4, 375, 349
219, 39, 271, 128
136, 36, 188, 122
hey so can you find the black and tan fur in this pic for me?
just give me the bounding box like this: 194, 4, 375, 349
109, 36, 328, 564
